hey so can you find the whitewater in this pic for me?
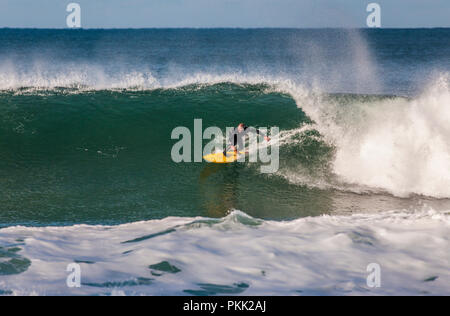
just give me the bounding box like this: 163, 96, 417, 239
0, 209, 448, 296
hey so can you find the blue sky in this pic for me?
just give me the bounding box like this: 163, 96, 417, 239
0, 0, 448, 28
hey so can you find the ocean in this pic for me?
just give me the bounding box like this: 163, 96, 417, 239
0, 28, 449, 295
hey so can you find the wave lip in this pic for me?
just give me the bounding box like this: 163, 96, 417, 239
0, 209, 449, 296
0, 62, 160, 91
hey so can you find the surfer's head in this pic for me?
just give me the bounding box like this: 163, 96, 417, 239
238, 123, 245, 132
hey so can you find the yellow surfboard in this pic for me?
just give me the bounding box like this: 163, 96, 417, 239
203, 151, 245, 164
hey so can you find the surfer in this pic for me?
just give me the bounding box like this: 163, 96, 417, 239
224, 123, 270, 156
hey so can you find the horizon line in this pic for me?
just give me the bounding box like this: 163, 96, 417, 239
0, 26, 449, 30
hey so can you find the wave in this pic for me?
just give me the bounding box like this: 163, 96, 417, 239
1, 70, 449, 199
0, 209, 448, 295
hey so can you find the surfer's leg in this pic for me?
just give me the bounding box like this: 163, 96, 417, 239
223, 144, 230, 156
224, 134, 239, 156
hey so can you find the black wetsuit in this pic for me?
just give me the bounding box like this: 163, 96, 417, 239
224, 125, 265, 155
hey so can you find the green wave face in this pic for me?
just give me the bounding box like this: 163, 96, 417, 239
2, 82, 449, 227
0, 83, 332, 226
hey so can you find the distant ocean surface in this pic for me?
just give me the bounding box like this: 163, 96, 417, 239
0, 29, 449, 295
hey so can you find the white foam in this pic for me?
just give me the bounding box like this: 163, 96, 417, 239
0, 209, 448, 296
0, 60, 160, 91
327, 74, 450, 198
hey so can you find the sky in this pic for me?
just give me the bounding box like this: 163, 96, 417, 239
0, 0, 449, 28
